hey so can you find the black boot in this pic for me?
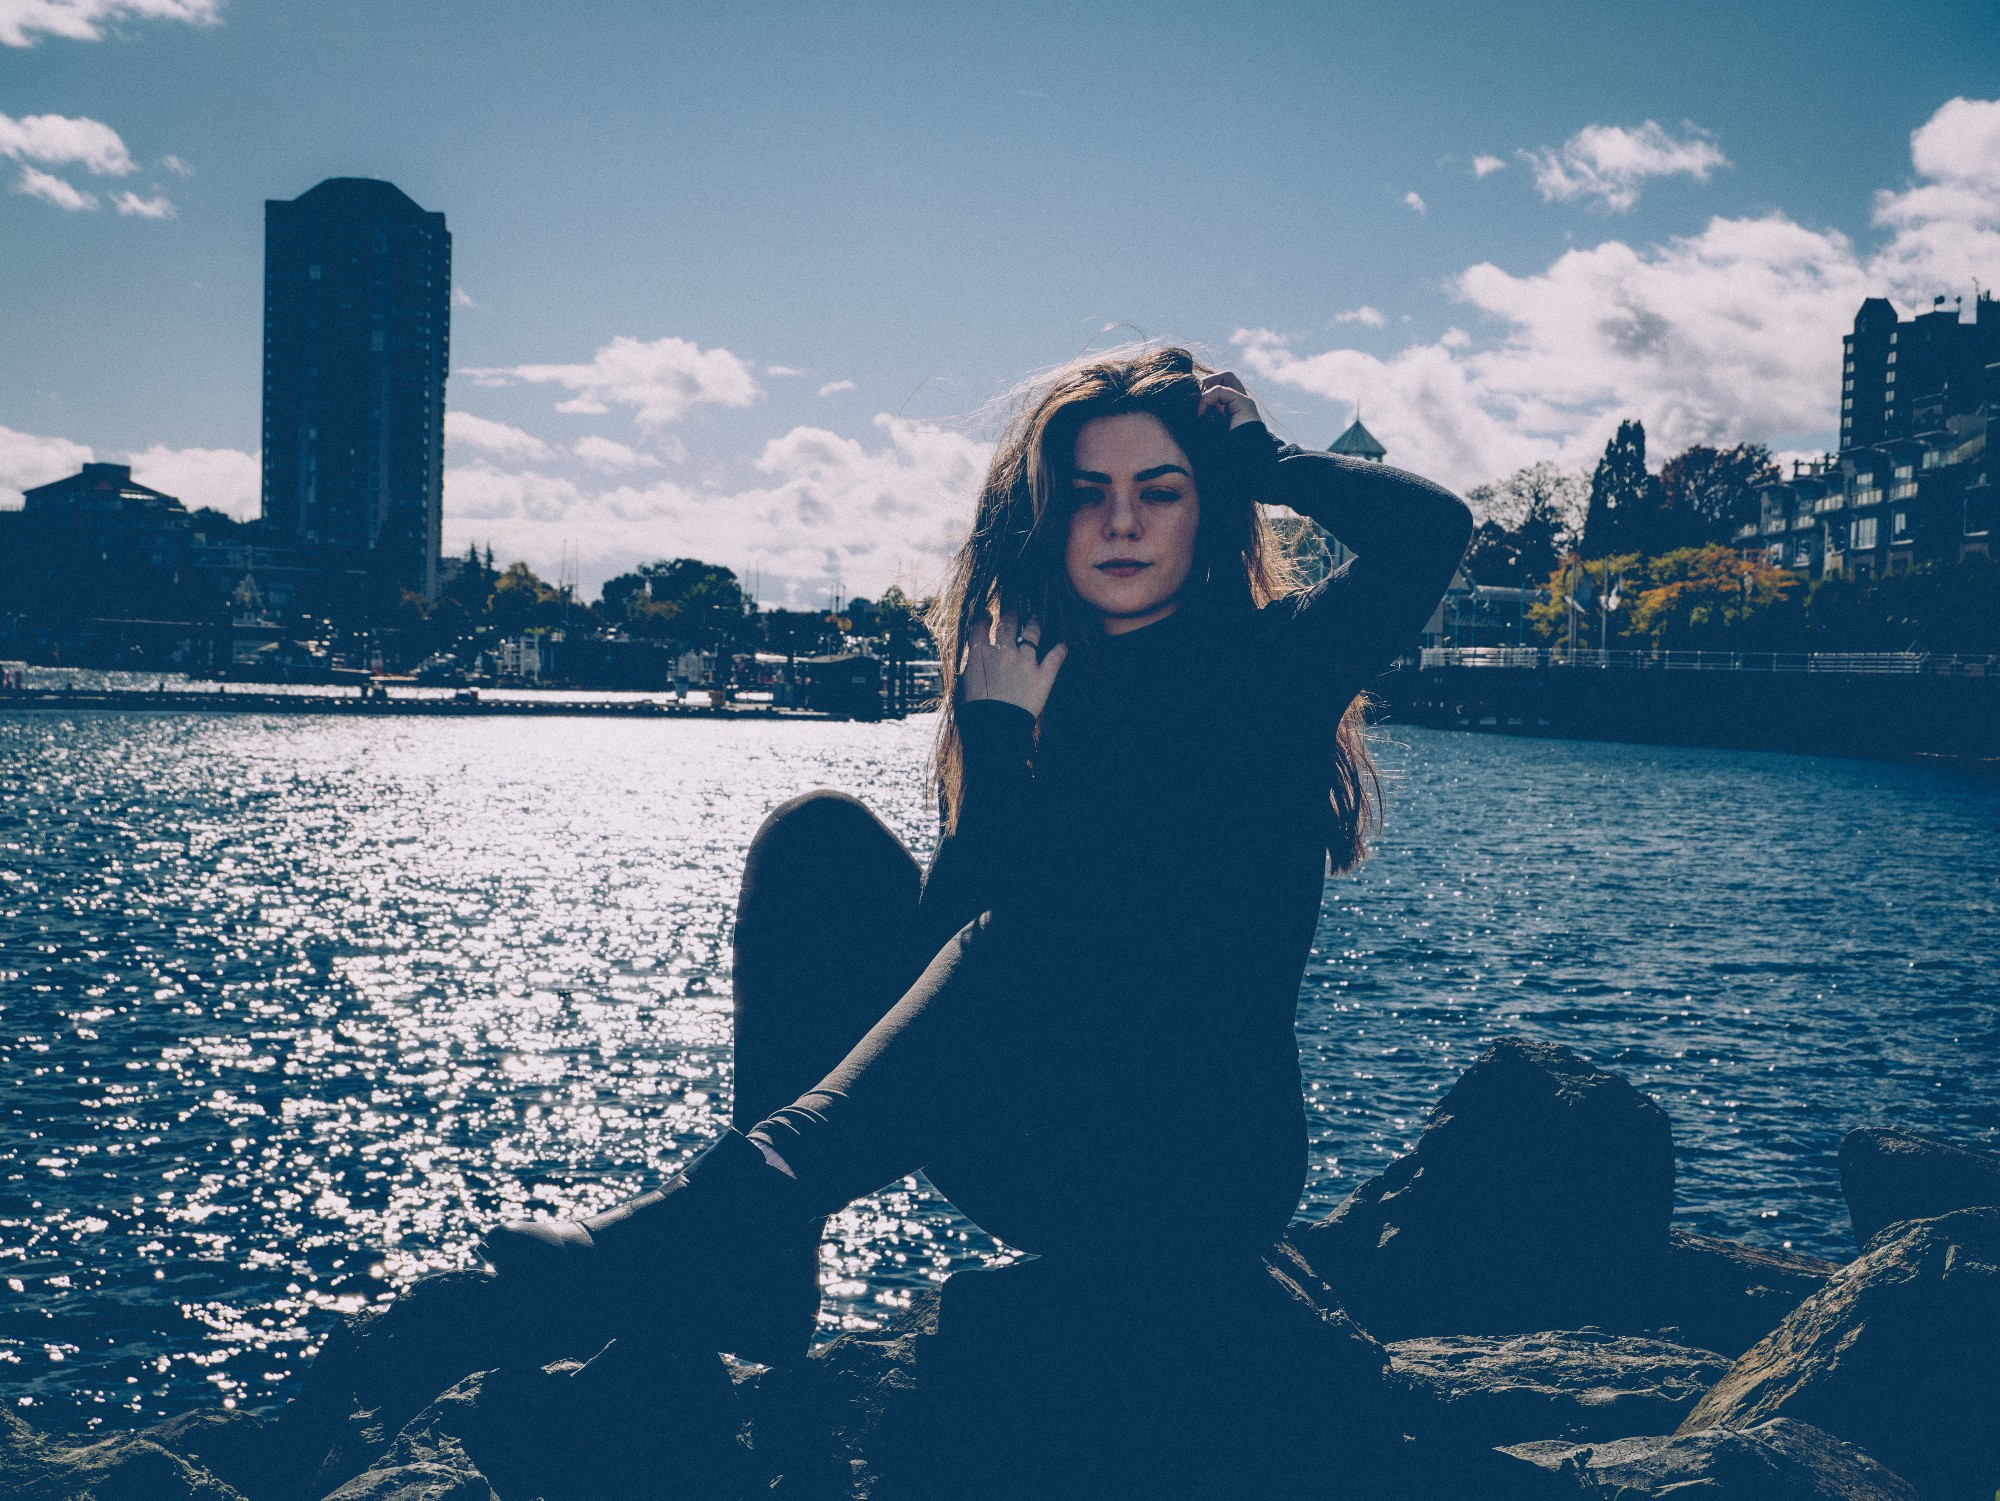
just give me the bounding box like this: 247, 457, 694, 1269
477, 1128, 823, 1365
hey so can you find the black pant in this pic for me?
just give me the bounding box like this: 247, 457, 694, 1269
732, 791, 1298, 1260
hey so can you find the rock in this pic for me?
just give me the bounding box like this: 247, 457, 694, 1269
1647, 1229, 1838, 1357
1387, 1328, 1730, 1451
141, 1410, 290, 1501
1294, 1037, 1676, 1339
743, 1290, 937, 1498
269, 1269, 602, 1495
1841, 1126, 2000, 1250
1681, 1206, 2000, 1501
890, 1242, 1405, 1500
1500, 1416, 1919, 1500
0, 1409, 250, 1501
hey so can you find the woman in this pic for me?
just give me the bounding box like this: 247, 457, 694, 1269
479, 347, 1472, 1365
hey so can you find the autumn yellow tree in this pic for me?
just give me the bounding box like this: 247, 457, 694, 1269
1625, 545, 1796, 649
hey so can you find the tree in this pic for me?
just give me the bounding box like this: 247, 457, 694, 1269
1581, 420, 1666, 557
1624, 544, 1797, 650
1657, 443, 1780, 548
1529, 551, 1641, 646
601, 558, 751, 648
1462, 462, 1587, 586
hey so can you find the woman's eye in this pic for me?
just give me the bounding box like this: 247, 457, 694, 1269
1142, 487, 1181, 503
1071, 488, 1105, 506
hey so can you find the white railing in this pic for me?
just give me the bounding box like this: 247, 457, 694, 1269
1419, 647, 1996, 676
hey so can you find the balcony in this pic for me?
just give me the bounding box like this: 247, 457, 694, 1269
1792, 514, 1816, 530
1813, 494, 1846, 514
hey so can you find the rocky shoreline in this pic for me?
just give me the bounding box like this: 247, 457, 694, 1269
6, 1037, 1996, 1499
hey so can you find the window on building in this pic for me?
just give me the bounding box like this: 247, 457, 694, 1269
1794, 542, 1812, 567
1892, 510, 1910, 541
1843, 380, 1854, 393
1890, 331, 1899, 343
1894, 464, 1913, 480
1852, 516, 1878, 550
1887, 351, 1897, 364
1965, 492, 1991, 537
1843, 397, 1854, 411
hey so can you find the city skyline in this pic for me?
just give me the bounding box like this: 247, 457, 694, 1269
2, 0, 1997, 603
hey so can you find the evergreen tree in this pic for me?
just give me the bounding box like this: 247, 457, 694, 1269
1581, 419, 1664, 557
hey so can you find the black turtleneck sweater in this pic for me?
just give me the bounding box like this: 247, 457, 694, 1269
910, 420, 1473, 1254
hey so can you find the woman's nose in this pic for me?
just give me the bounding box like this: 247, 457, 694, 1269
1103, 490, 1142, 536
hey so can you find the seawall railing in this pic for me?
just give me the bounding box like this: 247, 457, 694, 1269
1419, 648, 1996, 677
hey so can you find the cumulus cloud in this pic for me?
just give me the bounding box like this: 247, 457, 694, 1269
443, 414, 990, 604
1331, 306, 1387, 327
125, 443, 258, 518
111, 187, 172, 217
817, 379, 857, 397
1525, 120, 1729, 211
465, 334, 760, 427
0, 110, 137, 174
14, 163, 95, 209
1403, 191, 1426, 215
1231, 97, 2000, 494
1471, 154, 1507, 178
0, 0, 223, 48
0, 421, 92, 506
572, 434, 665, 472
445, 410, 552, 463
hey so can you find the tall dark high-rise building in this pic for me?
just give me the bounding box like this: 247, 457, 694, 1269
1840, 291, 2000, 453
262, 178, 449, 600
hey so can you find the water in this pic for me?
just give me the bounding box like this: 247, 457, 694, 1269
2, 712, 1996, 1432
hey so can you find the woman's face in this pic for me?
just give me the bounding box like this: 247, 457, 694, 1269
1063, 412, 1202, 635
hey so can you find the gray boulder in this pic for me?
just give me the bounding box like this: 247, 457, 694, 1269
1294, 1037, 1676, 1339
1841, 1126, 2000, 1249
1388, 1328, 1730, 1450
1501, 1416, 1918, 1500
0, 1409, 249, 1501
888, 1242, 1405, 1500
1682, 1205, 2000, 1501
1649, 1228, 1837, 1357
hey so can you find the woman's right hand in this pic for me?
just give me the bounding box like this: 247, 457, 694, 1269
959, 609, 1066, 717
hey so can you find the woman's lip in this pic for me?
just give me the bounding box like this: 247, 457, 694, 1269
1096, 560, 1149, 573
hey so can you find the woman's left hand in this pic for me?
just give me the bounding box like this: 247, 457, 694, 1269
1197, 370, 1264, 430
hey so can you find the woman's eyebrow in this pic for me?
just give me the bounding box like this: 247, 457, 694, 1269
1070, 464, 1192, 484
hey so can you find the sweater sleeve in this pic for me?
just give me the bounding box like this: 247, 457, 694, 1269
1231, 419, 1472, 690
916, 697, 1036, 953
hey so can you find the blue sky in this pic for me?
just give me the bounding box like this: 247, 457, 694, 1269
3, 0, 1997, 602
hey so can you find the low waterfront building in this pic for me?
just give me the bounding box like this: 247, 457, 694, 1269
1743, 408, 1990, 581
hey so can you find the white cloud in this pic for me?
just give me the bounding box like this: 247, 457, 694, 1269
125, 443, 258, 519
1331, 306, 1387, 328
1524, 120, 1729, 212
1232, 97, 2000, 494
572, 435, 664, 472
1403, 191, 1426, 216
443, 414, 990, 604
1471, 154, 1507, 178
0, 111, 136, 174
159, 152, 191, 176
451, 285, 478, 308
466, 334, 760, 427
0, 421, 91, 507
817, 379, 857, 397
0, 0, 223, 48
764, 365, 806, 377
110, 187, 172, 217
14, 163, 95, 209
445, 410, 552, 463
1907, 96, 2000, 192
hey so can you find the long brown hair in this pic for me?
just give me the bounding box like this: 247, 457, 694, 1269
926, 344, 1381, 872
